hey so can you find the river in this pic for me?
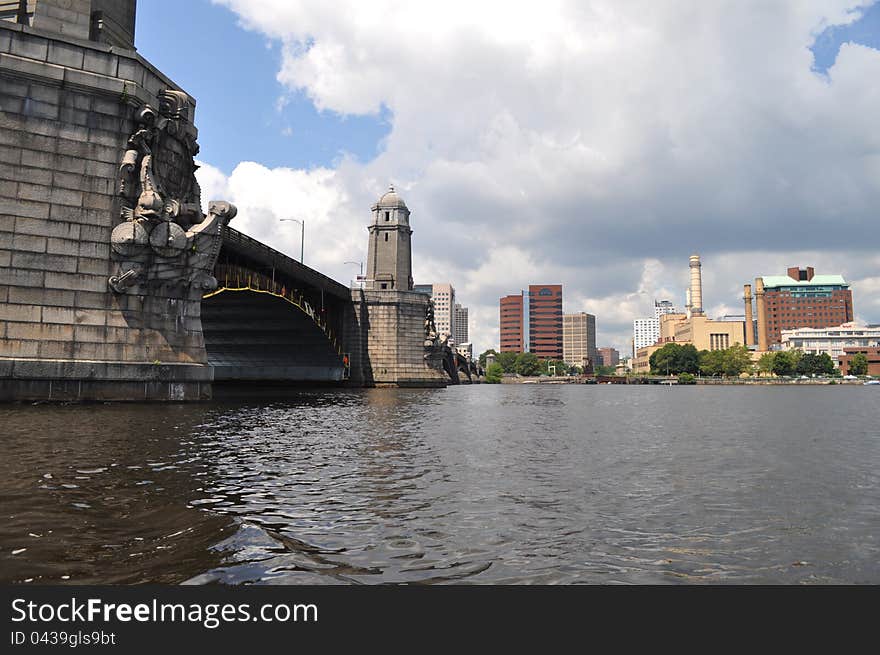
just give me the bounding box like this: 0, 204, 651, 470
1, 385, 877, 584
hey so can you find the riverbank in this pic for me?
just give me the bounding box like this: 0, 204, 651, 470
499, 375, 876, 385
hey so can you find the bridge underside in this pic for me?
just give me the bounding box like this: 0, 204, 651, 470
202, 291, 344, 383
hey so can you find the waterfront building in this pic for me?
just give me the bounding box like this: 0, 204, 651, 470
780, 322, 880, 364
529, 285, 563, 359
453, 304, 469, 345
563, 312, 597, 368
839, 347, 880, 376
751, 267, 853, 348
499, 294, 525, 352
633, 318, 659, 353
499, 285, 563, 357
598, 347, 620, 367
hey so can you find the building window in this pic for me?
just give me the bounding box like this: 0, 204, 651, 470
381, 283, 388, 289
384, 233, 388, 242
385, 211, 390, 221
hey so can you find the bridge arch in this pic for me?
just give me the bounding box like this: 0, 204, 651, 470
202, 229, 351, 384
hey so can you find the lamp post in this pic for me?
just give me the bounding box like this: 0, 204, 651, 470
279, 218, 304, 264
345, 261, 364, 287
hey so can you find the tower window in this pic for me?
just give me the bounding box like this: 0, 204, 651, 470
381, 283, 388, 289
384, 233, 388, 242
385, 211, 390, 221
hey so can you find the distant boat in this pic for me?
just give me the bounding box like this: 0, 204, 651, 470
864, 380, 880, 386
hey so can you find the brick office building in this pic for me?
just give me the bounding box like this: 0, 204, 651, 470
598, 347, 620, 367
528, 285, 563, 359
499, 285, 563, 357
758, 267, 853, 346
499, 294, 524, 352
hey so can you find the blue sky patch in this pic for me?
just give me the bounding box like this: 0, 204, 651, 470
811, 1, 880, 74
135, 0, 391, 174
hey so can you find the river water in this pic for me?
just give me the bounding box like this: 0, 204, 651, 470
1, 385, 877, 584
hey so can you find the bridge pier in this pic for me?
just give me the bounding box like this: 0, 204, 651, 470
0, 15, 228, 401
345, 289, 447, 388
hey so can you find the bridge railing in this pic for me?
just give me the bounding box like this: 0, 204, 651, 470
205, 263, 343, 356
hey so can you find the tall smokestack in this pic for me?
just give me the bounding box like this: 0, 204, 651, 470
689, 254, 703, 316
755, 277, 768, 352
685, 288, 692, 318
743, 284, 754, 346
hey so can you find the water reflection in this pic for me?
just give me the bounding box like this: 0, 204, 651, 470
1, 386, 879, 584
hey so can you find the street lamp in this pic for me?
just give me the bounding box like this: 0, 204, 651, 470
279, 218, 304, 264
345, 261, 364, 287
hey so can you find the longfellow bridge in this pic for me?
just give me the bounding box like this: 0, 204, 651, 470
0, 7, 479, 401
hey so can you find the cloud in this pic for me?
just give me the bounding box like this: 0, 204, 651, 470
204, 0, 880, 354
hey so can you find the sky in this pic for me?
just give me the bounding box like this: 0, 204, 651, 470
136, 0, 880, 356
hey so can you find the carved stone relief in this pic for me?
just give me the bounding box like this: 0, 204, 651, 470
109, 89, 236, 295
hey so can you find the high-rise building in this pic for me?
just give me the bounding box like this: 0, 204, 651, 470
633, 300, 678, 355
499, 285, 563, 356
752, 266, 854, 347
499, 294, 524, 352
655, 300, 677, 319
414, 283, 456, 338
529, 285, 563, 359
563, 313, 597, 367
453, 304, 468, 345
597, 347, 620, 367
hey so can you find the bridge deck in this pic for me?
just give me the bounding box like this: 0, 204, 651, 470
220, 226, 350, 301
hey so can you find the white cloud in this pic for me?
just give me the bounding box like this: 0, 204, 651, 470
204, 0, 880, 354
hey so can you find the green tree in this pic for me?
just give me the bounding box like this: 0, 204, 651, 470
757, 352, 775, 377
816, 353, 835, 375
699, 349, 725, 377
478, 349, 498, 369
796, 353, 833, 377
651, 343, 700, 375
485, 362, 504, 383
677, 344, 700, 374
850, 352, 869, 376
496, 351, 519, 373
515, 352, 541, 376
678, 372, 696, 384
723, 344, 752, 377
594, 364, 616, 376
772, 350, 799, 377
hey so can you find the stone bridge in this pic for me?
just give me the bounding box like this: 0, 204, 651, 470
204, 226, 350, 384
0, 5, 473, 400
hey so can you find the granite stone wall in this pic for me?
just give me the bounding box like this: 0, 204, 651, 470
0, 20, 212, 400
345, 288, 447, 388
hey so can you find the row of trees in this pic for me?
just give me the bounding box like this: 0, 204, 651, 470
649, 342, 842, 378
478, 349, 578, 379
755, 351, 835, 377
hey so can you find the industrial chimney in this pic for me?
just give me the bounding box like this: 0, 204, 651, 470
689, 255, 703, 316
743, 284, 755, 346
755, 277, 768, 352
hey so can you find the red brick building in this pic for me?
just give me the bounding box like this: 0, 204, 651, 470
528, 284, 563, 359
598, 347, 620, 367
839, 347, 880, 376
499, 294, 524, 352
760, 267, 853, 346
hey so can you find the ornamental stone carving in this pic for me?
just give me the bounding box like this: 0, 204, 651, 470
109, 90, 236, 294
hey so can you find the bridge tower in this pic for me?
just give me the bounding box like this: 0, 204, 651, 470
365, 186, 413, 291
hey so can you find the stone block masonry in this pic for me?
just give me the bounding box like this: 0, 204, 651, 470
0, 20, 215, 401
345, 289, 447, 388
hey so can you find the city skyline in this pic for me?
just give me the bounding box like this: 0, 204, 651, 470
135, 1, 880, 356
